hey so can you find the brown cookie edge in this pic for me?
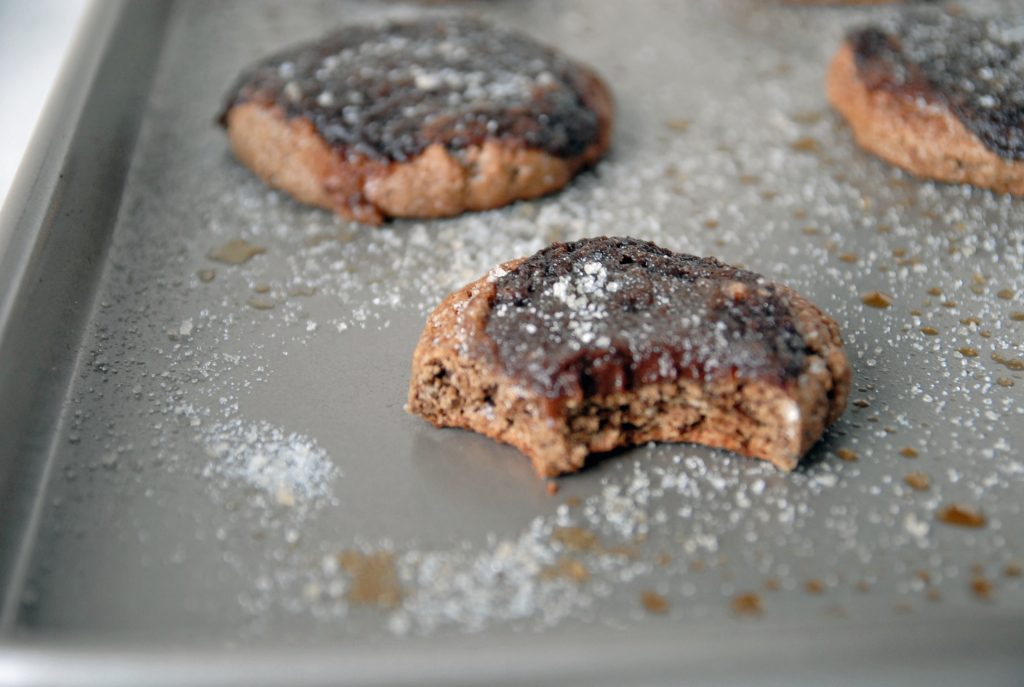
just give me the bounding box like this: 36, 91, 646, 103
827, 41, 1024, 195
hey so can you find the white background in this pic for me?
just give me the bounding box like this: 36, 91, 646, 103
0, 0, 89, 212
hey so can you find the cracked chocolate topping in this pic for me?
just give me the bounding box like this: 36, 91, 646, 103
850, 9, 1024, 160
222, 17, 605, 162
483, 238, 810, 401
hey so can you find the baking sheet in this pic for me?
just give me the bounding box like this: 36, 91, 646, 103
0, 0, 1022, 684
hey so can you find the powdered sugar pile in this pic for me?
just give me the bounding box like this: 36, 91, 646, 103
201, 418, 337, 510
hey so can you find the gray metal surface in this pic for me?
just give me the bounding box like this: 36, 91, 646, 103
0, 0, 1022, 684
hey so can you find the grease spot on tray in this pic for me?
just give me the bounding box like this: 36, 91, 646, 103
208, 238, 266, 264
339, 550, 403, 609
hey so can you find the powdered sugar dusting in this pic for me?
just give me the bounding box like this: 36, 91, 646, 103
852, 9, 1024, 159
201, 418, 337, 509
225, 16, 603, 161
24, 0, 1024, 647
485, 238, 809, 397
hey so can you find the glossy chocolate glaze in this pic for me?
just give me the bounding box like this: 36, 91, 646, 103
483, 238, 809, 401
850, 10, 1024, 160
222, 17, 604, 162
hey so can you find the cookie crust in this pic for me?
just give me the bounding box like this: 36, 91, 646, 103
407, 239, 850, 477
222, 19, 613, 224
827, 41, 1024, 195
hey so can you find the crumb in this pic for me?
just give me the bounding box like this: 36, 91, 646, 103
731, 592, 763, 617
862, 291, 893, 308
937, 504, 987, 528
904, 472, 930, 491
970, 577, 994, 601
836, 448, 858, 462
641, 590, 670, 614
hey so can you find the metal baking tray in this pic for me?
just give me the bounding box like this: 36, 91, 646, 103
1, 1, 1022, 684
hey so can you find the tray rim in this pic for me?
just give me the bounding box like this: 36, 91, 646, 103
0, 0, 171, 627
1, 612, 1022, 686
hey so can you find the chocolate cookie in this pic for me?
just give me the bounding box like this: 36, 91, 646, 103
407, 238, 850, 477
828, 10, 1024, 194
220, 18, 613, 224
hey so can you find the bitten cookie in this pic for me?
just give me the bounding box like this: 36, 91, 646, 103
220, 18, 613, 224
827, 10, 1024, 194
407, 237, 850, 477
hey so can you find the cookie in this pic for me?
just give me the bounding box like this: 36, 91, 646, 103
827, 10, 1024, 194
407, 237, 850, 477
220, 18, 613, 224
